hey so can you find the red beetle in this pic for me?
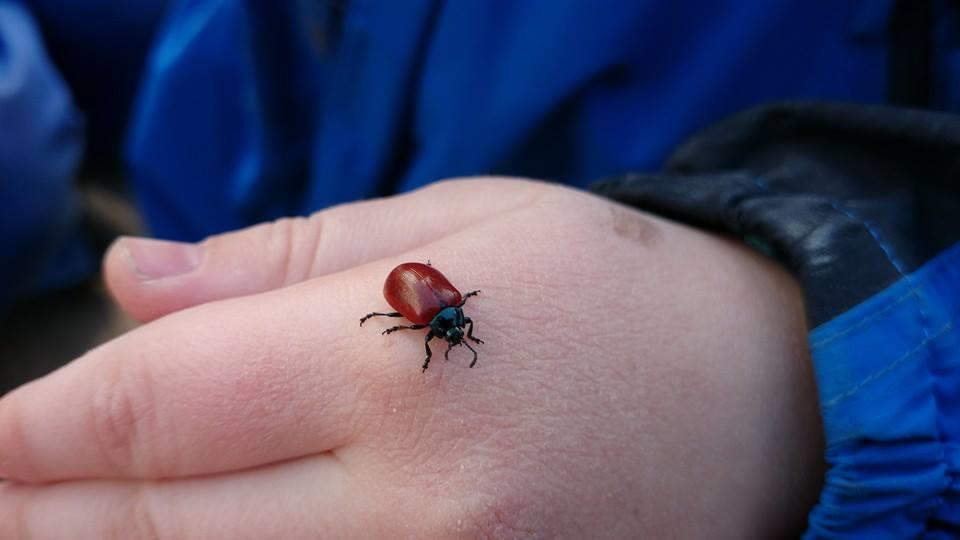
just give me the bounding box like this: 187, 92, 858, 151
361, 262, 483, 372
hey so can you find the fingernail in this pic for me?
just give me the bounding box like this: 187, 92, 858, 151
122, 237, 203, 280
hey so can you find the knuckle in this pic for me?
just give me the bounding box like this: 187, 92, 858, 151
451, 493, 559, 540
305, 208, 337, 275
109, 486, 164, 540
0, 398, 39, 480
268, 215, 322, 285
10, 488, 33, 540
90, 360, 160, 476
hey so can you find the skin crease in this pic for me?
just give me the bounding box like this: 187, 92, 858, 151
0, 178, 824, 539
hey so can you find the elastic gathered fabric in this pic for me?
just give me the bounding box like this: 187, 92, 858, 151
805, 243, 960, 538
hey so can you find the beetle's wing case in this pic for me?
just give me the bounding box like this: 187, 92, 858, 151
383, 263, 462, 325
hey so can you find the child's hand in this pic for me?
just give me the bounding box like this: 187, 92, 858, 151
0, 179, 822, 538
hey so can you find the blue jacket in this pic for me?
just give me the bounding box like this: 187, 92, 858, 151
126, 0, 892, 240
0, 1, 901, 294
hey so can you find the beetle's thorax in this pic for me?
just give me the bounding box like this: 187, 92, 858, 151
431, 306, 465, 343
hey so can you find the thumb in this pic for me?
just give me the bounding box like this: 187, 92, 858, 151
103, 178, 544, 322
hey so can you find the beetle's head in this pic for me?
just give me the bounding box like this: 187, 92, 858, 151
445, 326, 464, 344
431, 306, 465, 344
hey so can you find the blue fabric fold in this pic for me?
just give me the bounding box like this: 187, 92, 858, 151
805, 242, 960, 537
128, 0, 888, 241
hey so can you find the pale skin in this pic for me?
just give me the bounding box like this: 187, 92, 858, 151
0, 178, 823, 538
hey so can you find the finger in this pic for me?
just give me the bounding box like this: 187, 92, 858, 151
0, 454, 389, 540
104, 177, 544, 322
0, 247, 492, 483
0, 269, 372, 482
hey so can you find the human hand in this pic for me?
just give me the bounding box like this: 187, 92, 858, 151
0, 178, 822, 538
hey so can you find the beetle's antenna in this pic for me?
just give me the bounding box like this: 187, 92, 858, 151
458, 290, 481, 307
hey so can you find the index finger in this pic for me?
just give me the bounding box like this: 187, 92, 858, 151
104, 177, 545, 322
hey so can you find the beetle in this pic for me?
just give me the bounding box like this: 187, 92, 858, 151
360, 262, 483, 372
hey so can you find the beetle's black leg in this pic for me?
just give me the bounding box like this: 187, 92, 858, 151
360, 311, 403, 326
462, 341, 478, 368
444, 341, 455, 361
382, 324, 427, 335
464, 318, 484, 344
422, 333, 434, 372
457, 290, 481, 307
